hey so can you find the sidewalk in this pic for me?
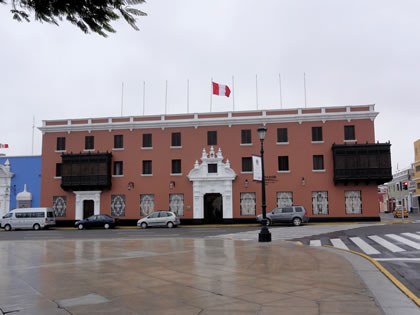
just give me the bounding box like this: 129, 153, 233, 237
0, 238, 418, 314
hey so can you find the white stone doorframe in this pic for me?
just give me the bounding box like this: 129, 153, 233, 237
187, 147, 236, 220
74, 191, 102, 220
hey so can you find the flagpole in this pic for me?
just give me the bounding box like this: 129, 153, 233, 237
31, 115, 35, 155
142, 81, 146, 116
232, 75, 235, 111
304, 72, 307, 108
279, 73, 283, 109
121, 82, 124, 116
166, 80, 168, 114
187, 79, 190, 113
256, 74, 259, 110
210, 77, 213, 112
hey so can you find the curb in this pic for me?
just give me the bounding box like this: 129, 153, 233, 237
323, 245, 420, 307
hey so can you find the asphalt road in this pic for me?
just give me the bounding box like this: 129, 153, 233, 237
293, 222, 420, 298
0, 226, 262, 241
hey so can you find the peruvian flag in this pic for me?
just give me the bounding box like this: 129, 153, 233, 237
212, 81, 231, 97
0, 144, 8, 148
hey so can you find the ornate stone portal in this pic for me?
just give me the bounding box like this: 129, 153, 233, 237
187, 147, 236, 220
74, 191, 101, 220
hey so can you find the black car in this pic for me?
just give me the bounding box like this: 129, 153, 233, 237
75, 214, 118, 230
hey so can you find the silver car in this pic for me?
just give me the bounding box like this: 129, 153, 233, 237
137, 211, 180, 228
256, 206, 309, 226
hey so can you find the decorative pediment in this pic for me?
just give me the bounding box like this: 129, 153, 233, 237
0, 159, 14, 178
188, 147, 236, 181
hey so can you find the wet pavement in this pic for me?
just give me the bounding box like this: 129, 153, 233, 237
0, 238, 393, 315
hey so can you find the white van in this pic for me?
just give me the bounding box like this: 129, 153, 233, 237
0, 208, 56, 231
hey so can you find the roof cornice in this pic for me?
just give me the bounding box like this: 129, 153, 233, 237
39, 105, 378, 134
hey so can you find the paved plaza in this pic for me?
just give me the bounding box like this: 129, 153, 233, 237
0, 237, 409, 315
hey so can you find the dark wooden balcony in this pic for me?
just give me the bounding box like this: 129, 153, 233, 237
60, 152, 112, 191
332, 143, 392, 185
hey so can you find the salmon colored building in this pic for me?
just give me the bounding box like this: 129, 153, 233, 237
39, 105, 392, 224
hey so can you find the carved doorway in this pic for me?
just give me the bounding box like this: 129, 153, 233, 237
83, 200, 94, 218
204, 193, 223, 224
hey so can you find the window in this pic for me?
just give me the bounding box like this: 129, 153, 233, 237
207, 131, 217, 145
142, 160, 152, 175
171, 159, 181, 174
241, 129, 252, 144
85, 136, 94, 150
53, 196, 66, 217
345, 191, 362, 214
277, 192, 293, 208
171, 132, 181, 147
240, 192, 256, 215
111, 195, 126, 217
277, 128, 288, 143
169, 194, 184, 216
416, 165, 420, 172
312, 127, 323, 142
208, 163, 217, 173
55, 163, 62, 177
242, 157, 252, 172
140, 194, 155, 216
313, 155, 324, 170
56, 137, 66, 151
143, 134, 152, 148
312, 191, 329, 215
282, 207, 293, 213
114, 135, 123, 149
278, 156, 289, 171
344, 125, 355, 141
113, 161, 123, 175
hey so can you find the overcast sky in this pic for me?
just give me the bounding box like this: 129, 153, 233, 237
0, 0, 418, 172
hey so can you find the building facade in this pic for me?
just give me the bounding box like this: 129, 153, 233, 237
39, 105, 392, 224
0, 155, 41, 217
412, 139, 420, 212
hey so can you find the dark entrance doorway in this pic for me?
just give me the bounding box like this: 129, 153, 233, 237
83, 200, 94, 219
204, 193, 223, 224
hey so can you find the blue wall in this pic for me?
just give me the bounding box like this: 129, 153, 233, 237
0, 156, 41, 210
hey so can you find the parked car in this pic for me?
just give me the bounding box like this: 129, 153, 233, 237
75, 214, 118, 230
256, 206, 309, 226
0, 208, 56, 231
393, 207, 408, 218
137, 211, 180, 228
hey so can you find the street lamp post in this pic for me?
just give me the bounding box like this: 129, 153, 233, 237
257, 126, 272, 243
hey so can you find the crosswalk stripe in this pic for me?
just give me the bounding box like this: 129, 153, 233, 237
349, 237, 380, 255
330, 238, 349, 250
402, 232, 420, 241
385, 234, 420, 250
368, 235, 405, 253
309, 240, 321, 246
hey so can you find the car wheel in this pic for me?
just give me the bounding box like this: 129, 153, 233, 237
167, 222, 174, 228
104, 223, 110, 229
33, 223, 41, 231
292, 217, 302, 226
4, 224, 11, 231
141, 222, 148, 229
78, 224, 84, 230
265, 218, 272, 226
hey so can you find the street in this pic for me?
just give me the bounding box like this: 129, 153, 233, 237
2, 220, 420, 303
294, 222, 420, 298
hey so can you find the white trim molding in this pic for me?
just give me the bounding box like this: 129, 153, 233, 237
39, 105, 378, 134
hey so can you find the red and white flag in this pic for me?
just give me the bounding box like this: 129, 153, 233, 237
0, 143, 8, 148
212, 81, 231, 97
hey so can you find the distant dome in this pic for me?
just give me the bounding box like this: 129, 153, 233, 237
16, 184, 32, 201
